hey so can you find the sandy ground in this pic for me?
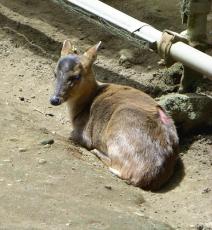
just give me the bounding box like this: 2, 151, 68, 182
0, 0, 212, 229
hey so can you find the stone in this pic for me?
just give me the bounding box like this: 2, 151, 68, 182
40, 139, 54, 145
158, 93, 212, 133
195, 223, 212, 230
18, 148, 27, 152
118, 48, 144, 65
104, 185, 112, 190
43, 144, 51, 148
3, 159, 12, 163
19, 96, 25, 101
202, 188, 211, 194
38, 158, 47, 165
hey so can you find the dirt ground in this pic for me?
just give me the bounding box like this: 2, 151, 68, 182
0, 0, 212, 229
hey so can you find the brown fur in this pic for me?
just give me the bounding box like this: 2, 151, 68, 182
50, 40, 179, 191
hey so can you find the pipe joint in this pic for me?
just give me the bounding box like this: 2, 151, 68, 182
157, 30, 188, 67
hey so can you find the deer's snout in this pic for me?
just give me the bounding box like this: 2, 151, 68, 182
50, 96, 62, 106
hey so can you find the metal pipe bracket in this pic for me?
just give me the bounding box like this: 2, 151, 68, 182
157, 30, 188, 67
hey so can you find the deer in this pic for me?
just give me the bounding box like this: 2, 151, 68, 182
50, 40, 179, 191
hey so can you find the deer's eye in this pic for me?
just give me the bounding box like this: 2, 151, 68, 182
67, 74, 81, 83
75, 74, 81, 80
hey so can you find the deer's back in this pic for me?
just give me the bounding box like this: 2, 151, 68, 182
86, 84, 162, 146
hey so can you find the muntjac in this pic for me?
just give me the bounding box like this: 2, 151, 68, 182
50, 40, 179, 191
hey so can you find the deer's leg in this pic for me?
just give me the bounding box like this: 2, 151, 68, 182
91, 149, 121, 177
91, 149, 111, 167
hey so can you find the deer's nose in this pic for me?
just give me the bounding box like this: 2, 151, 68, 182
50, 96, 62, 106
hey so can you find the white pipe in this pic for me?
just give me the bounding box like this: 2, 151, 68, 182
64, 0, 162, 43
62, 0, 212, 79
170, 42, 212, 79
67, 0, 145, 33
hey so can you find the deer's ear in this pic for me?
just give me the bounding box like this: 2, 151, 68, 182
82, 41, 101, 66
61, 40, 78, 57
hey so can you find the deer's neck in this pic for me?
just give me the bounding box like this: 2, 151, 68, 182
67, 72, 99, 123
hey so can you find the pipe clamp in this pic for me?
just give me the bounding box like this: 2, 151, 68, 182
157, 30, 188, 66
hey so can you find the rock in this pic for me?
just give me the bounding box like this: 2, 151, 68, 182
195, 223, 212, 230
43, 144, 51, 148
40, 139, 54, 145
202, 188, 211, 194
18, 148, 27, 152
38, 158, 47, 165
158, 93, 212, 133
118, 48, 144, 65
45, 113, 54, 117
158, 59, 166, 66
134, 212, 145, 217
3, 159, 12, 163
19, 96, 25, 101
104, 185, 112, 190
9, 138, 18, 142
